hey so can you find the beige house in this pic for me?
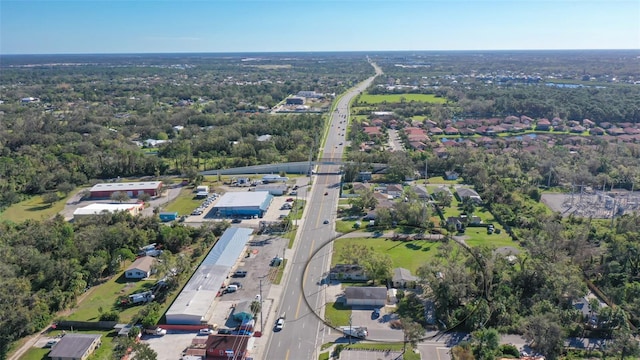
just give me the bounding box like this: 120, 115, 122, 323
125, 256, 156, 279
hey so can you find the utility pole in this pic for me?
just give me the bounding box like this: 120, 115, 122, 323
259, 279, 264, 334
349, 315, 353, 345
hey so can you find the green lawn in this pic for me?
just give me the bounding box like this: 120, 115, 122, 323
426, 176, 462, 185
324, 301, 352, 327
357, 93, 448, 105
162, 187, 202, 215
289, 200, 306, 220
335, 220, 360, 233
65, 271, 158, 323
0, 193, 70, 223
332, 237, 440, 273
19, 330, 115, 360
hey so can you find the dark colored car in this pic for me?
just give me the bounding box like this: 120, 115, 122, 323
324, 192, 328, 196
218, 328, 232, 335
231, 218, 242, 224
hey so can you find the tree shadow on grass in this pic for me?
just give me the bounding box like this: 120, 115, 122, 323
404, 243, 422, 251
27, 205, 50, 211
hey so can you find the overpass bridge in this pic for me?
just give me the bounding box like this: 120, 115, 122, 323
199, 160, 388, 176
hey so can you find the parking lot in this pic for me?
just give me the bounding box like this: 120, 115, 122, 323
142, 332, 201, 360
184, 177, 309, 228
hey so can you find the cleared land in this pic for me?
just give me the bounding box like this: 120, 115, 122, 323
332, 237, 440, 273
0, 194, 70, 223
357, 93, 447, 104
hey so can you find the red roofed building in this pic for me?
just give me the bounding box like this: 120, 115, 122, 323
444, 126, 459, 135
363, 126, 382, 137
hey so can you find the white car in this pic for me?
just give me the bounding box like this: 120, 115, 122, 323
199, 328, 213, 335
275, 318, 284, 331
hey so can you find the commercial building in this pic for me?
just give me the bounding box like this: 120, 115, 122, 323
254, 184, 288, 196
73, 203, 144, 218
285, 96, 305, 105
212, 191, 272, 218
89, 181, 162, 199
165, 227, 253, 325
48, 334, 101, 360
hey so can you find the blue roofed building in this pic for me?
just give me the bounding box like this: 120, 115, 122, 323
212, 191, 272, 218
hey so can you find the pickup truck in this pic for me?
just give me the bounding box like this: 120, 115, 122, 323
145, 327, 167, 336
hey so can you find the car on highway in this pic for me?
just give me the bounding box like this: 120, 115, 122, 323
323, 219, 329, 224
274, 317, 285, 331
324, 192, 328, 196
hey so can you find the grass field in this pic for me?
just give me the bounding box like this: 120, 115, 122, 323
332, 237, 440, 273
324, 301, 352, 327
357, 93, 447, 105
0, 193, 70, 223
65, 271, 157, 323
162, 187, 202, 215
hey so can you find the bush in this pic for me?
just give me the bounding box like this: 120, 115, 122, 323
499, 344, 520, 358
99, 311, 120, 322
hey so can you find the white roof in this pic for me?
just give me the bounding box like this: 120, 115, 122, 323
214, 191, 270, 208
166, 227, 253, 324
90, 181, 162, 192
73, 203, 142, 216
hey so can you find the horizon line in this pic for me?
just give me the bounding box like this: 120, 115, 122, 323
2, 48, 640, 56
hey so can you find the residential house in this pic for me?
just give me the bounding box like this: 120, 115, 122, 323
444, 126, 459, 135
433, 147, 448, 158
125, 256, 156, 279
457, 188, 482, 203
589, 127, 605, 136
569, 125, 586, 133
504, 115, 519, 123
445, 171, 459, 181
330, 264, 367, 281
386, 184, 404, 198
551, 117, 563, 126
411, 186, 429, 199
363, 126, 382, 138
536, 118, 551, 131
447, 216, 464, 231
409, 141, 427, 151
373, 192, 394, 208
431, 185, 453, 198
424, 119, 438, 128
583, 119, 595, 128
256, 134, 272, 142
392, 268, 418, 288
352, 182, 371, 192
520, 115, 533, 125
606, 127, 626, 136
345, 287, 387, 306
599, 122, 612, 129
371, 118, 384, 127
429, 127, 444, 135
48, 334, 102, 360
357, 172, 372, 182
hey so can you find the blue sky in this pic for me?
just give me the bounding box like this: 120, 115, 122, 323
1, 0, 638, 54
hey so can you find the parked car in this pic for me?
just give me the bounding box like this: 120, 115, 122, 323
229, 281, 243, 288
199, 328, 213, 335
44, 340, 59, 348
286, 198, 294, 202
289, 191, 297, 196
231, 218, 242, 224
372, 308, 380, 319
218, 328, 233, 335
232, 270, 247, 278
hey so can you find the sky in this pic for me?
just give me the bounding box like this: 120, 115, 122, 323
1, 0, 639, 54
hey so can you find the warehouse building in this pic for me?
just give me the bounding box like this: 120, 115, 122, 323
73, 203, 144, 218
165, 227, 253, 325
212, 191, 272, 218
89, 181, 163, 199
253, 184, 288, 196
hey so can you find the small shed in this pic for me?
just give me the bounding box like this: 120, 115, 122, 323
125, 256, 156, 279
159, 212, 178, 222
345, 287, 387, 307
392, 268, 418, 288
232, 300, 254, 322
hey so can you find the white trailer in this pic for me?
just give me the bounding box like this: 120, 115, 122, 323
340, 326, 368, 338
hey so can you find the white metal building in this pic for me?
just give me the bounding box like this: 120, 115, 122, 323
212, 191, 272, 218
165, 227, 253, 325
73, 203, 144, 218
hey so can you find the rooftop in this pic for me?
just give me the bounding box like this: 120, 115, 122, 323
214, 191, 271, 208
90, 181, 162, 192
73, 203, 143, 216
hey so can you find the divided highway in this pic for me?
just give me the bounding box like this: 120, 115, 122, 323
262, 62, 382, 360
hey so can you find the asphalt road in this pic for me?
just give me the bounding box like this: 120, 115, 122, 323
263, 62, 382, 360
